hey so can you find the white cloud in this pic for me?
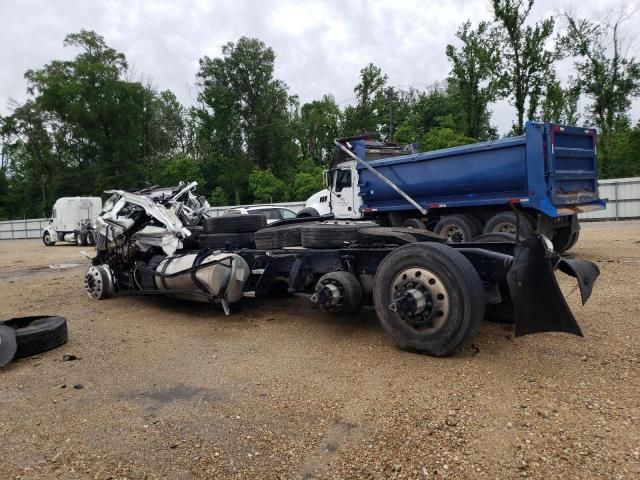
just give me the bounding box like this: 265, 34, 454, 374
0, 0, 638, 134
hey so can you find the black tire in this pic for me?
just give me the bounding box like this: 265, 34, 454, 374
471, 232, 516, 243
402, 218, 427, 229
300, 221, 374, 248
85, 231, 95, 246
1, 316, 68, 359
42, 232, 55, 246
203, 214, 267, 234
483, 212, 534, 239
198, 232, 255, 250
464, 214, 485, 234
296, 207, 320, 218
75, 231, 85, 246
314, 271, 363, 314
373, 243, 485, 356
552, 228, 580, 253
434, 214, 480, 242
254, 224, 302, 249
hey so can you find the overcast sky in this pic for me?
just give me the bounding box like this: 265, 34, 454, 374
1, 0, 638, 134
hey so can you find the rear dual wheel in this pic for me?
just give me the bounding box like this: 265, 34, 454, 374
373, 242, 484, 356
434, 214, 482, 242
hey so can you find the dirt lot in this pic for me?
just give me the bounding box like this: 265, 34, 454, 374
1, 222, 639, 479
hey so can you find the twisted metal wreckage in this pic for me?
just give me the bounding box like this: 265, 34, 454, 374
84, 181, 600, 356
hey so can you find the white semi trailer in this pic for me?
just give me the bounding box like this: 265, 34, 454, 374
42, 197, 102, 246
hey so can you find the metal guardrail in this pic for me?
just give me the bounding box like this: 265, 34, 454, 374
579, 177, 640, 221
0, 218, 49, 240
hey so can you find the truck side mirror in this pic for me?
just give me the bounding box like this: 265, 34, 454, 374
322, 170, 328, 188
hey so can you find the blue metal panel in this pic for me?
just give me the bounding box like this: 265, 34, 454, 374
355, 122, 605, 218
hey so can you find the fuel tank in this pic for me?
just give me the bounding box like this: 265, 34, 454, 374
155, 252, 250, 303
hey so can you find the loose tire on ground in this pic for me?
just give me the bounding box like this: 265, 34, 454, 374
402, 218, 427, 229
552, 228, 580, 253
296, 207, 320, 218
254, 224, 303, 249
313, 271, 363, 314
0, 316, 68, 359
434, 214, 480, 242
203, 214, 267, 234
198, 233, 255, 250
483, 211, 534, 239
300, 221, 375, 248
373, 243, 485, 356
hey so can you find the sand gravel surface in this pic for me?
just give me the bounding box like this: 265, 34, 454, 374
0, 221, 639, 479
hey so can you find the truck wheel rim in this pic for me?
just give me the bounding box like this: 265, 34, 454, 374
494, 222, 516, 234
440, 225, 464, 242
388, 267, 450, 333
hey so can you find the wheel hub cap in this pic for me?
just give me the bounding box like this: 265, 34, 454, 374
388, 267, 450, 332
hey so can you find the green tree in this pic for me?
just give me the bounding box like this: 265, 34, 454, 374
561, 10, 640, 170
155, 153, 204, 187
538, 73, 581, 125
196, 37, 299, 202
208, 186, 228, 206
248, 169, 286, 203
492, 0, 556, 135
343, 63, 388, 136
298, 94, 342, 165
446, 20, 502, 139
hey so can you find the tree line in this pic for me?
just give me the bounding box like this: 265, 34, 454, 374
1, 0, 639, 220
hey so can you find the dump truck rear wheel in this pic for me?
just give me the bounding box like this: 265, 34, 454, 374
483, 212, 534, 239
312, 271, 363, 314
373, 242, 484, 356
402, 218, 426, 229
553, 227, 580, 253
434, 215, 479, 242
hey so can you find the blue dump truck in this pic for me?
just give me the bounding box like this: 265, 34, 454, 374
300, 122, 606, 252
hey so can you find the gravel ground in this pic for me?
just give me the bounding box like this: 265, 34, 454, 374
0, 221, 639, 479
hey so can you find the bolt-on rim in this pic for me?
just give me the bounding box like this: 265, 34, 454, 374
388, 267, 450, 334
440, 224, 464, 242
314, 278, 345, 312
494, 222, 517, 234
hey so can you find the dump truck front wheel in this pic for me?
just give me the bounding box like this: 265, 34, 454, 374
373, 242, 484, 356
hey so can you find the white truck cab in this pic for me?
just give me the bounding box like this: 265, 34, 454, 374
42, 197, 102, 246
301, 162, 363, 219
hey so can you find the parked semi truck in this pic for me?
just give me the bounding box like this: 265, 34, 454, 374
299, 122, 606, 252
42, 197, 102, 246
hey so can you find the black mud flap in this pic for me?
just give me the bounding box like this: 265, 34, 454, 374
507, 237, 583, 338
557, 258, 599, 305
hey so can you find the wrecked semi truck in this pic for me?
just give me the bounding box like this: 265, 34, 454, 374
300, 122, 606, 252
83, 181, 599, 357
